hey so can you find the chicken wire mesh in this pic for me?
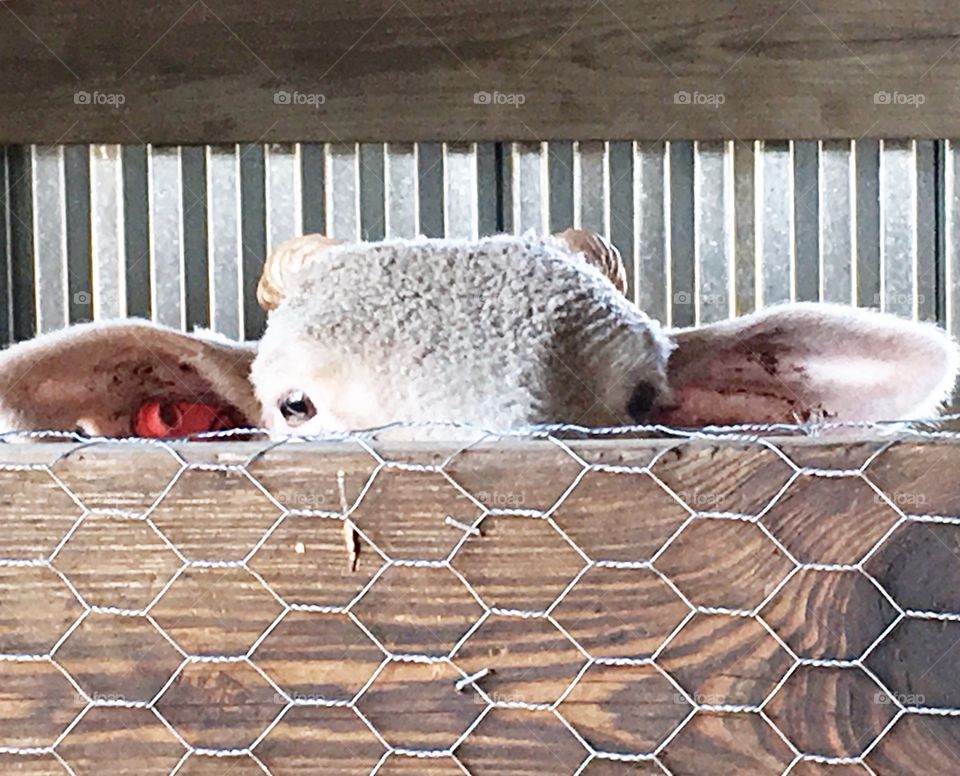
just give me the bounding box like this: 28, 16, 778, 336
0, 424, 958, 774
1, 138, 958, 344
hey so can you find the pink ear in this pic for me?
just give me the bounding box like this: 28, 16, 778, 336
0, 320, 258, 437
658, 303, 959, 426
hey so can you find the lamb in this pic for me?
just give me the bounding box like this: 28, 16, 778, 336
251, 231, 960, 435
0, 230, 954, 439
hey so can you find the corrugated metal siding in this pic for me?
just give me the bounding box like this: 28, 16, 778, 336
0, 140, 952, 344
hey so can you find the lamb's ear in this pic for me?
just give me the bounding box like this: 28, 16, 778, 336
0, 320, 259, 437
658, 303, 960, 426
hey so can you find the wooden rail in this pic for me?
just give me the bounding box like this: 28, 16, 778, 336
0, 435, 957, 773
2, 1, 960, 143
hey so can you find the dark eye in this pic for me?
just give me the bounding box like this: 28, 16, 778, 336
627, 381, 658, 421
278, 391, 317, 427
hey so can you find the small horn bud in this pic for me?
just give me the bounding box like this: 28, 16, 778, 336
557, 228, 627, 295
257, 234, 342, 311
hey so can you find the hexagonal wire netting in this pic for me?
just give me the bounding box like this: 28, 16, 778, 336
0, 422, 957, 774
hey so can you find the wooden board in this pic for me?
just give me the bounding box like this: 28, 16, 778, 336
2, 1, 960, 143
0, 435, 958, 774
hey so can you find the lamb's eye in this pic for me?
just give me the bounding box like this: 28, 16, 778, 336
278, 391, 316, 426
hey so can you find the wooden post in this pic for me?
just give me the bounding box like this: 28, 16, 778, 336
2, 2, 960, 142
0, 435, 957, 773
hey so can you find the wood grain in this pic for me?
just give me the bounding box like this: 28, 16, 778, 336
559, 663, 690, 753
2, 1, 960, 143
254, 705, 384, 774
0, 436, 954, 773
453, 615, 586, 705
764, 666, 895, 757
659, 712, 794, 775
658, 614, 792, 706
761, 569, 898, 660
55, 707, 185, 776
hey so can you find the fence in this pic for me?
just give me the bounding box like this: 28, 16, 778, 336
2, 140, 959, 344
1, 428, 958, 774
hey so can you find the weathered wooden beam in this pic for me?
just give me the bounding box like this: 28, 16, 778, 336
0, 436, 958, 774
2, 1, 960, 143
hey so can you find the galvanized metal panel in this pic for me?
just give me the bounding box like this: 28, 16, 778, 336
30, 145, 69, 332
793, 141, 819, 303
758, 140, 795, 307
239, 143, 267, 340
206, 145, 242, 340
385, 143, 419, 238
443, 143, 478, 240
121, 146, 150, 320
668, 141, 695, 328
947, 140, 960, 340
63, 146, 92, 325
8, 146, 34, 341
147, 146, 185, 329
915, 140, 939, 323
301, 143, 326, 236
476, 143, 499, 237
855, 139, 882, 308
89, 145, 126, 319
511, 142, 547, 234
264, 143, 302, 252
0, 147, 9, 344
359, 143, 385, 241
818, 140, 855, 305
417, 143, 444, 238
325, 143, 360, 241
548, 142, 574, 233
180, 145, 208, 331
733, 140, 758, 316
879, 139, 917, 318
0, 138, 953, 351
608, 141, 635, 300
576, 141, 608, 236
693, 141, 731, 324
634, 141, 668, 322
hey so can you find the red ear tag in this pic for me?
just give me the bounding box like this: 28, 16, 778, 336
134, 401, 230, 439
169, 402, 223, 436
134, 401, 171, 438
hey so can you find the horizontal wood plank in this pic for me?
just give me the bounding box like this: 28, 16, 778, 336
1, 1, 960, 142
0, 436, 955, 773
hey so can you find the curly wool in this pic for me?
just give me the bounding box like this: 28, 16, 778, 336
252, 233, 672, 433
